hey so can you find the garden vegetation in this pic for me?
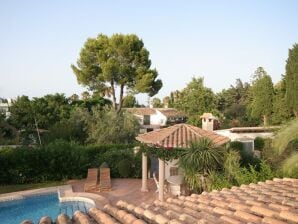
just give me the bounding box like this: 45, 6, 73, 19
0, 141, 141, 185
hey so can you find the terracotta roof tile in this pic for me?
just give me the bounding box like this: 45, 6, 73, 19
262, 217, 288, 224
125, 108, 156, 116
155, 108, 186, 118
279, 210, 298, 222
136, 123, 230, 147
125, 108, 186, 118
22, 178, 298, 224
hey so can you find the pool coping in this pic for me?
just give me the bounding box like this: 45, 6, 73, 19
59, 185, 109, 209
0, 185, 66, 202
0, 184, 109, 209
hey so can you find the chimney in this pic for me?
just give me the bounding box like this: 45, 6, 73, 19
200, 113, 217, 131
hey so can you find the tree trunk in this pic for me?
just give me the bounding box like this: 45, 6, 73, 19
110, 80, 117, 111
263, 114, 269, 126
117, 85, 124, 113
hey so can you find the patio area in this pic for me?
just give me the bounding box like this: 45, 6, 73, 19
69, 178, 166, 205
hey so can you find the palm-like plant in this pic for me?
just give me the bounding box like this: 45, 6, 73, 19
273, 119, 298, 155
179, 137, 225, 192
272, 119, 298, 177
179, 137, 224, 174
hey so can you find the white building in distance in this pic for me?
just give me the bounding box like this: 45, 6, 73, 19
126, 108, 187, 133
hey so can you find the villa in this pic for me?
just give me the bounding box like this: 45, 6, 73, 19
126, 108, 187, 133
1, 113, 296, 224
0, 123, 297, 223
201, 113, 277, 153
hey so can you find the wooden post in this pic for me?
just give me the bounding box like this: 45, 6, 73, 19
158, 158, 165, 201
141, 153, 148, 192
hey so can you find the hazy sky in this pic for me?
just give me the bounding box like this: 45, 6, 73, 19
0, 0, 297, 103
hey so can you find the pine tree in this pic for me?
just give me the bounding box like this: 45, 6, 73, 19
272, 77, 292, 124
250, 67, 274, 126
285, 44, 298, 118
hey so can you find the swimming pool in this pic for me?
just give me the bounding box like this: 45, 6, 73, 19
0, 193, 94, 224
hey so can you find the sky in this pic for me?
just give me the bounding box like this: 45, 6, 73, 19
0, 0, 298, 104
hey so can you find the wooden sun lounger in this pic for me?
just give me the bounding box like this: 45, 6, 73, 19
84, 168, 99, 192
99, 168, 111, 191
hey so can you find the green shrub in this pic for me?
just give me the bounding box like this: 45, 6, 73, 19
229, 141, 243, 151
234, 165, 259, 185
209, 172, 232, 190
207, 154, 276, 192
100, 162, 109, 168
273, 119, 298, 155
223, 151, 241, 183
229, 141, 260, 167
239, 148, 260, 167
118, 159, 133, 178
254, 137, 265, 151
0, 140, 140, 185
132, 151, 142, 178
234, 160, 275, 185
281, 153, 298, 178
258, 160, 275, 181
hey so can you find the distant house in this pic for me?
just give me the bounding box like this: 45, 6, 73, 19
126, 108, 187, 133
0, 98, 12, 118
200, 113, 276, 153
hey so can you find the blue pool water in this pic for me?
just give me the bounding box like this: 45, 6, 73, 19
0, 193, 94, 224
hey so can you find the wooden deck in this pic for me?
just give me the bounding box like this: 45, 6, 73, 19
70, 178, 166, 205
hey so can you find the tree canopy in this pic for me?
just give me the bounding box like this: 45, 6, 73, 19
7, 93, 110, 145
285, 43, 298, 117
122, 95, 137, 108
71, 33, 162, 112
9, 94, 71, 130
216, 79, 252, 127
85, 108, 140, 144
151, 97, 163, 108
272, 77, 292, 124
171, 77, 217, 126
249, 67, 274, 126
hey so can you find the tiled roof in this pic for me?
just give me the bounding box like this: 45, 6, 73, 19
125, 108, 156, 116
136, 123, 230, 147
25, 178, 298, 224
156, 108, 186, 118
125, 108, 186, 118
230, 126, 280, 133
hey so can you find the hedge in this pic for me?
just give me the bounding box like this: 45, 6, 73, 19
0, 140, 141, 185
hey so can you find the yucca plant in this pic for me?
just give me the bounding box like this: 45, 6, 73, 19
178, 137, 225, 192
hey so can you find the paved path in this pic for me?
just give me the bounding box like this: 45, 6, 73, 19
69, 178, 168, 205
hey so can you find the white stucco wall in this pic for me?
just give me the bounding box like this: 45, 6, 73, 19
150, 110, 167, 126
214, 129, 274, 141
165, 159, 180, 179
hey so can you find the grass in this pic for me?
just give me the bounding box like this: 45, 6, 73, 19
273, 119, 298, 154
0, 181, 66, 194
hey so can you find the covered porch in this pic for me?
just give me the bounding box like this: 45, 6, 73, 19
136, 123, 230, 201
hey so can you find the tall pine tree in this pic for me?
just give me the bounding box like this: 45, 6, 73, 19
250, 67, 274, 126
285, 44, 298, 118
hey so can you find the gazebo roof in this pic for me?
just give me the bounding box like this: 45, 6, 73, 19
136, 123, 230, 148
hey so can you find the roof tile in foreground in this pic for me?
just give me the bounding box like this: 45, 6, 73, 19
136, 123, 230, 148
21, 178, 298, 224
